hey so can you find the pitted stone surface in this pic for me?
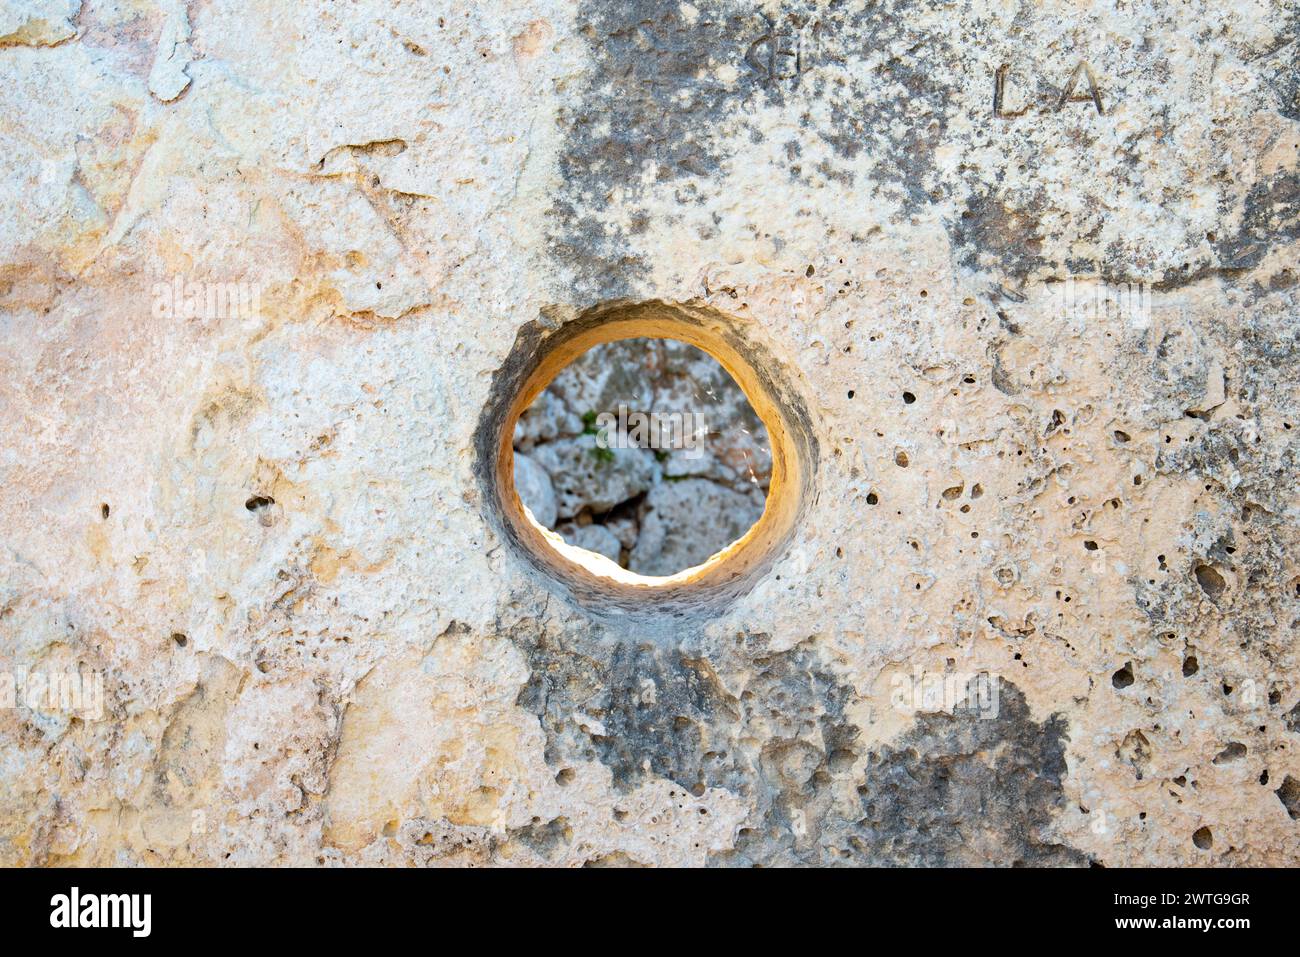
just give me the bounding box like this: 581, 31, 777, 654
0, 0, 1297, 866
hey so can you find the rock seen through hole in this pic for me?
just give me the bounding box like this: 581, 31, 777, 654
512, 337, 771, 577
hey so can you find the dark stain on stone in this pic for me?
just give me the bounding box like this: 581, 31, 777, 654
990, 355, 1020, 396
1277, 775, 1300, 820
788, 4, 961, 207
952, 189, 1049, 279
1252, 12, 1299, 124
552, 1, 767, 298
553, 3, 1299, 295
593, 642, 742, 790
1214, 170, 1300, 274
1131, 169, 1300, 292
506, 815, 572, 862
839, 678, 1089, 866
713, 638, 865, 865
513, 623, 859, 835
1284, 700, 1300, 735
509, 592, 1087, 865
514, 622, 749, 795
551, 1, 961, 299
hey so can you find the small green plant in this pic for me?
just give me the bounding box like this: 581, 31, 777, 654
582, 410, 614, 463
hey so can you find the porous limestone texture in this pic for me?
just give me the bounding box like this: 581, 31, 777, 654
1, 0, 1298, 866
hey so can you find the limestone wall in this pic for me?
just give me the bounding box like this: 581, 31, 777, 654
0, 0, 1297, 866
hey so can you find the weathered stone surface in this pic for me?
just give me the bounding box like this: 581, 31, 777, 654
0, 0, 78, 48
0, 0, 1297, 868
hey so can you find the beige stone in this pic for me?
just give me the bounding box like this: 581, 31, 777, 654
0, 0, 1297, 866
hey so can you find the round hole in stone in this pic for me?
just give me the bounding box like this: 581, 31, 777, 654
512, 336, 771, 578
475, 300, 816, 610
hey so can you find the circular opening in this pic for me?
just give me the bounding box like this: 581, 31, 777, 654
513, 337, 772, 577
475, 300, 816, 609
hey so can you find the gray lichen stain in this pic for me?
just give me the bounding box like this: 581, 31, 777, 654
952, 189, 1050, 279
508, 597, 1086, 865
552, 1, 763, 298
509, 615, 864, 849
552, 2, 1300, 293
513, 618, 752, 795
1215, 170, 1300, 276
839, 679, 1088, 867
550, 0, 962, 299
